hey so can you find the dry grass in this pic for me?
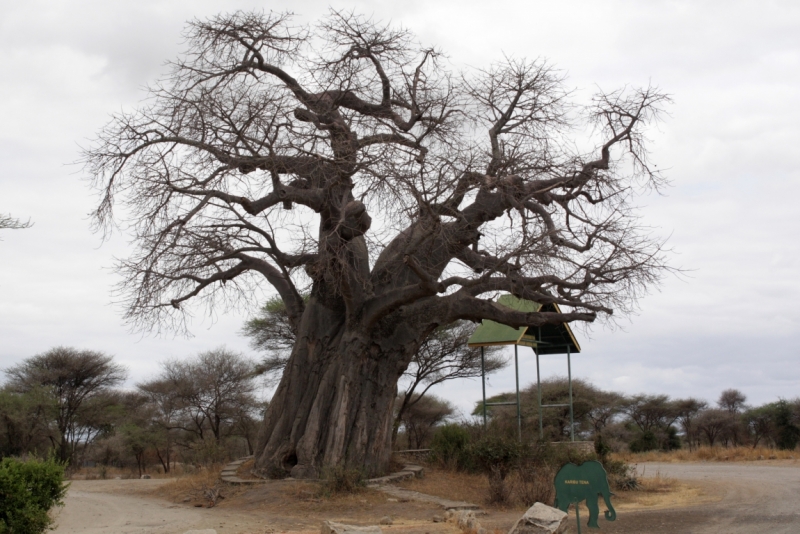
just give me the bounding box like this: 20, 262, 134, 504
142, 464, 247, 507
235, 458, 261, 480
637, 469, 678, 493
398, 468, 492, 507
68, 465, 165, 480
399, 467, 557, 511
613, 469, 719, 511
612, 446, 798, 463
399, 465, 713, 514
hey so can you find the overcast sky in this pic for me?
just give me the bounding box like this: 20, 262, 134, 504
1, 0, 798, 417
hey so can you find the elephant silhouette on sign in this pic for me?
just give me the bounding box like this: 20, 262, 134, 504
553, 461, 617, 529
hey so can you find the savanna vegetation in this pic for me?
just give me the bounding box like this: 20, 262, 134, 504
0, 347, 264, 476
394, 381, 799, 506
2, 343, 797, 482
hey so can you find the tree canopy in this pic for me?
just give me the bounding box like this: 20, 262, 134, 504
85, 10, 669, 335
5, 347, 126, 463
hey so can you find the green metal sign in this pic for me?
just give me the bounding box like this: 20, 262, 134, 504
554, 461, 616, 531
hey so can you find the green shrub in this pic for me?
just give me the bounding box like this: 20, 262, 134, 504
629, 430, 659, 453
664, 426, 682, 451
429, 423, 470, 469
594, 434, 611, 459
0, 456, 67, 534
775, 400, 800, 451
466, 435, 522, 477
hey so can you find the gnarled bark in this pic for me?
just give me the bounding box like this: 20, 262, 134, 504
254, 296, 414, 477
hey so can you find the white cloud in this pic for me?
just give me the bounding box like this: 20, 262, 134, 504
1, 0, 798, 411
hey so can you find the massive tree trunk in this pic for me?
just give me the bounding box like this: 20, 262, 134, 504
253, 296, 414, 478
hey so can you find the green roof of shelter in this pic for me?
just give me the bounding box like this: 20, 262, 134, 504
467, 294, 581, 354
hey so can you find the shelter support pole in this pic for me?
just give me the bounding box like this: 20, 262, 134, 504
568, 344, 574, 442
515, 344, 521, 441
481, 347, 487, 428
535, 347, 543, 439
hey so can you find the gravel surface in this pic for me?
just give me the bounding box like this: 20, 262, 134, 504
51, 479, 257, 534
52, 461, 800, 534
558, 460, 800, 534
52, 478, 456, 534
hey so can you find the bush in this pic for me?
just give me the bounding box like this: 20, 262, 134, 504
602, 457, 639, 491
664, 426, 682, 451
629, 430, 659, 453
466, 435, 522, 478
594, 434, 612, 459
0, 456, 67, 534
429, 421, 635, 505
516, 462, 555, 506
429, 423, 471, 469
318, 465, 365, 496
465, 435, 523, 505
775, 400, 800, 451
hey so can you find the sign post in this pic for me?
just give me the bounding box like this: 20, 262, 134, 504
553, 461, 617, 531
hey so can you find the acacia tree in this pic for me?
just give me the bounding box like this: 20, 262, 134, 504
155, 349, 258, 446
137, 379, 182, 472
5, 347, 126, 463
717, 388, 747, 446
674, 397, 708, 451
624, 394, 679, 433
84, 11, 669, 477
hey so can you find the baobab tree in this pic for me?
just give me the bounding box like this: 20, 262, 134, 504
84, 11, 670, 478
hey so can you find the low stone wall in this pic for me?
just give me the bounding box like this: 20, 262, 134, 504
392, 449, 431, 464
551, 441, 595, 455
366, 464, 424, 485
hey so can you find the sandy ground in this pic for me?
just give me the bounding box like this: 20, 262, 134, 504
53, 461, 800, 534
51, 479, 271, 534
52, 478, 460, 534
557, 460, 800, 534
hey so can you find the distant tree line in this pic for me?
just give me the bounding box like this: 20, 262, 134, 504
476, 381, 800, 453
3, 344, 797, 475
0, 347, 263, 474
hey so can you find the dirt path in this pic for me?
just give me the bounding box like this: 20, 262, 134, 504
53, 479, 458, 534
54, 461, 800, 534
52, 479, 274, 534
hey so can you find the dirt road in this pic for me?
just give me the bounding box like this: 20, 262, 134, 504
53, 461, 800, 534
560, 461, 800, 534
52, 478, 456, 534
51, 479, 271, 534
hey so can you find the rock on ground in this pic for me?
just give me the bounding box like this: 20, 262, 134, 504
321, 521, 383, 534
508, 503, 568, 534
446, 510, 481, 532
